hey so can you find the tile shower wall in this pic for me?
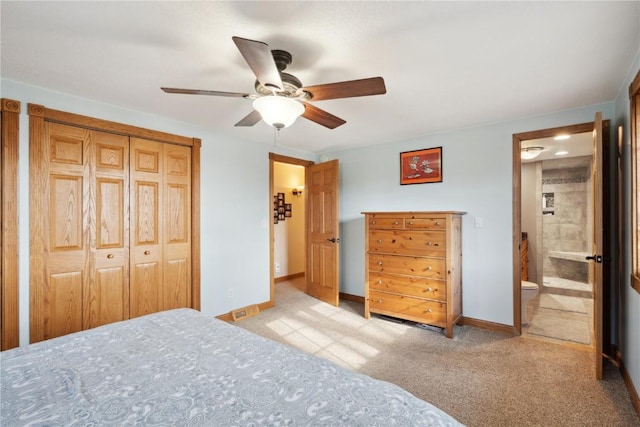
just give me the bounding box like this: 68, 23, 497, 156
541, 157, 592, 283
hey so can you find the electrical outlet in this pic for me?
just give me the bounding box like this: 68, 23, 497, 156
275, 263, 281, 273
474, 217, 483, 228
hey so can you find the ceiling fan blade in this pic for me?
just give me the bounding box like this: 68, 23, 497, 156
300, 77, 386, 101
301, 102, 346, 129
161, 87, 251, 98
235, 110, 262, 127
232, 36, 283, 92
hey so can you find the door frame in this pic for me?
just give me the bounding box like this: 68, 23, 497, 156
0, 98, 20, 350
268, 153, 314, 306
512, 120, 609, 335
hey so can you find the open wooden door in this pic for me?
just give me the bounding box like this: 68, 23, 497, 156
589, 112, 604, 379
306, 160, 340, 306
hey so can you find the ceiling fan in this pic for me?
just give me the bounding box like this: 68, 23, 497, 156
161, 36, 386, 130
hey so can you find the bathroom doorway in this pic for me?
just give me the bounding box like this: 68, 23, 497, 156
520, 131, 595, 348
513, 115, 612, 379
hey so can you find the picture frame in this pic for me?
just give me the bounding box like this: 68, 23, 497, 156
400, 147, 443, 185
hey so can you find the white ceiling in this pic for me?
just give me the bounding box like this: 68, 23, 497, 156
1, 1, 638, 154
522, 132, 593, 163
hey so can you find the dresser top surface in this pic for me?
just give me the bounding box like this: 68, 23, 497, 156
361, 211, 467, 216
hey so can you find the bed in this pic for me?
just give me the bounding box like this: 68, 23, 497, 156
1, 308, 463, 426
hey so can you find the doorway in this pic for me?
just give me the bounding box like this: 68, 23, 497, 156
513, 117, 612, 379
268, 153, 342, 308
269, 153, 313, 305
520, 131, 595, 347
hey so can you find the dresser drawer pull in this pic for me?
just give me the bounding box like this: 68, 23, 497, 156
393, 221, 399, 225
378, 261, 383, 266
144, 250, 151, 255
427, 287, 433, 292
426, 241, 433, 246
378, 280, 383, 284
371, 220, 376, 225
435, 221, 441, 226
377, 299, 383, 303
107, 254, 114, 259
377, 239, 382, 243
427, 308, 432, 313
427, 266, 432, 270
408, 221, 413, 225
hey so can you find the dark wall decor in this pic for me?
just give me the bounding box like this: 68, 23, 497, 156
273, 192, 293, 224
400, 146, 443, 185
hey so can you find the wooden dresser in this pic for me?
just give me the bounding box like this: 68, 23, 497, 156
362, 211, 465, 338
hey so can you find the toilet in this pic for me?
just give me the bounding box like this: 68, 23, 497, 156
521, 281, 539, 325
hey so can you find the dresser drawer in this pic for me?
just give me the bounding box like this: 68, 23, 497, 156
368, 217, 404, 229
369, 254, 446, 279
369, 291, 446, 325
405, 217, 446, 230
369, 272, 446, 301
369, 229, 446, 256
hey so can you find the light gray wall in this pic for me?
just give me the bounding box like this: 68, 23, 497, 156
323, 103, 615, 327
614, 48, 640, 408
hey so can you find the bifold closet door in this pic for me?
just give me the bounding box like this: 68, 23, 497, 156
30, 123, 129, 342
130, 138, 191, 318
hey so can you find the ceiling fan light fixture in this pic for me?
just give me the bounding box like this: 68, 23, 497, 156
253, 96, 304, 129
520, 146, 544, 160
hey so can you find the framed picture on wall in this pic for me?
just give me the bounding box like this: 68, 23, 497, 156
400, 146, 443, 185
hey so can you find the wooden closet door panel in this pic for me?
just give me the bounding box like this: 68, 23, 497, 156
88, 131, 129, 328
42, 123, 90, 340
49, 271, 83, 338
130, 138, 163, 317
163, 145, 191, 310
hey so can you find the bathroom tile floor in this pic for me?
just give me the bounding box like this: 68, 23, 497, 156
522, 292, 594, 348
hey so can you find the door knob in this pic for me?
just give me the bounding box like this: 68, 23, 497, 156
327, 238, 341, 243
585, 255, 603, 263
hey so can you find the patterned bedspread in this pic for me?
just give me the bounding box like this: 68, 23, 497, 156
1, 308, 463, 426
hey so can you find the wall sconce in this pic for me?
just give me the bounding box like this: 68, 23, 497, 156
520, 146, 544, 160
292, 187, 304, 198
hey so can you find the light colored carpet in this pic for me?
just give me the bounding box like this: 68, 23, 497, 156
527, 315, 591, 345
539, 293, 587, 313
234, 279, 639, 427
